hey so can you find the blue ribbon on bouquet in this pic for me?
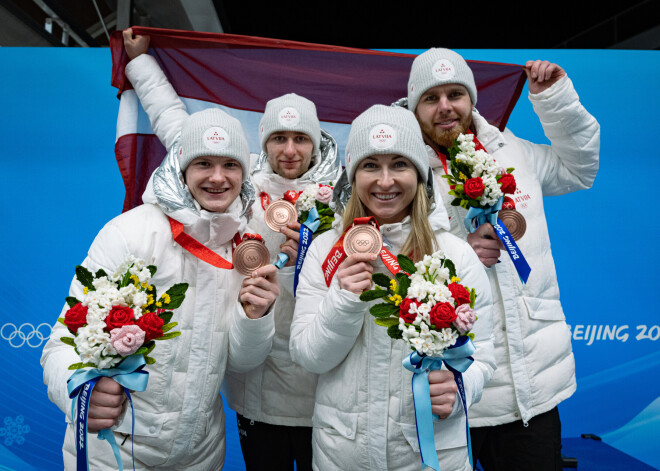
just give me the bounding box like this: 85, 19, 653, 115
402, 337, 476, 471
273, 207, 321, 297
67, 355, 149, 471
464, 197, 531, 284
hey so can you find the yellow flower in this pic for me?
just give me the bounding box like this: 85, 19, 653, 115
389, 279, 398, 293
450, 276, 461, 284
130, 275, 140, 286
148, 285, 154, 292
161, 293, 171, 304
147, 294, 154, 306
156, 302, 162, 308
83, 287, 89, 294
389, 294, 403, 306
142, 282, 149, 289
459, 172, 467, 181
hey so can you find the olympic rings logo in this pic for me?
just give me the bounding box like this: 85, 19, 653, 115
1, 323, 52, 348
355, 239, 371, 247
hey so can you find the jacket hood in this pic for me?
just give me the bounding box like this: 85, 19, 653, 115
251, 128, 340, 188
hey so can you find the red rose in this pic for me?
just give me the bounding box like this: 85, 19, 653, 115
448, 283, 471, 306
64, 303, 88, 334
499, 173, 516, 194
502, 196, 516, 210
399, 298, 417, 324
136, 312, 164, 342
105, 306, 135, 332
464, 178, 485, 199
430, 302, 457, 328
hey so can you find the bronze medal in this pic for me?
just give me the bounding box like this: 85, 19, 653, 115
264, 200, 298, 232
233, 240, 270, 276
499, 209, 527, 241
344, 224, 382, 256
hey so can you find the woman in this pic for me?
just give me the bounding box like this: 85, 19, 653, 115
290, 105, 495, 470
41, 108, 278, 470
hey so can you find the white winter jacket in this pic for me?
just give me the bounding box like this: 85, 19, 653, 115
290, 203, 495, 470
429, 76, 600, 427
40, 159, 275, 469
125, 53, 342, 427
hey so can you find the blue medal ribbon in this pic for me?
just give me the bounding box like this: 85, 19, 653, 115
67, 355, 149, 471
402, 337, 476, 471
464, 197, 531, 284
294, 207, 320, 296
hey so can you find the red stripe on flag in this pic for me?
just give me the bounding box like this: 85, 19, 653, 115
115, 134, 166, 211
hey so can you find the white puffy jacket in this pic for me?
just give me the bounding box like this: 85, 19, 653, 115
290, 203, 495, 470
429, 76, 600, 426
40, 175, 275, 469
125, 53, 343, 427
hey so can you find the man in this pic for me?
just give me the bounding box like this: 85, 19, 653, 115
41, 108, 279, 470
122, 29, 342, 471
406, 48, 600, 470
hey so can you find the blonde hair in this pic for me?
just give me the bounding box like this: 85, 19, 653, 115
342, 181, 436, 262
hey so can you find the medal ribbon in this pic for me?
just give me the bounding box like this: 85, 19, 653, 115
67, 355, 149, 471
464, 198, 531, 284
321, 217, 401, 287
293, 207, 321, 296
259, 192, 271, 210
402, 337, 476, 471
169, 217, 242, 270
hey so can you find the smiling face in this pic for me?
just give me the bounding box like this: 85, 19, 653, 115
184, 156, 243, 212
414, 83, 473, 148
354, 154, 419, 225
265, 131, 314, 179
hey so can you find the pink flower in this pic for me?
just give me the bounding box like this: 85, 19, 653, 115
316, 185, 333, 204
453, 304, 476, 335
110, 325, 146, 357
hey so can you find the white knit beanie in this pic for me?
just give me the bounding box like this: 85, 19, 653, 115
407, 48, 477, 113
259, 93, 321, 154
345, 105, 429, 184
179, 108, 250, 180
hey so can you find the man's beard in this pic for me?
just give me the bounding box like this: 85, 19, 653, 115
419, 115, 471, 149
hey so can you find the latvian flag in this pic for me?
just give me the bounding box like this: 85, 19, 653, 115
110, 27, 526, 212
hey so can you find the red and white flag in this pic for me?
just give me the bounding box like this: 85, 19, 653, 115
110, 27, 526, 211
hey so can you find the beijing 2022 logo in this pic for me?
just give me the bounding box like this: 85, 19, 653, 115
1, 323, 52, 348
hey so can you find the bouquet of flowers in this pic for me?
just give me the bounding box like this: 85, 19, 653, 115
442, 133, 516, 209
360, 250, 477, 355
295, 183, 335, 235
59, 255, 188, 369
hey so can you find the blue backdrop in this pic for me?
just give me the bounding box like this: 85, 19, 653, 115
1, 47, 658, 470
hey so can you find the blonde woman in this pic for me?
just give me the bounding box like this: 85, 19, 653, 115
290, 105, 495, 470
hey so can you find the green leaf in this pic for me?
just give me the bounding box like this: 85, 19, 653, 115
75, 265, 95, 290
450, 199, 462, 207
396, 272, 411, 298
468, 332, 475, 341
60, 336, 75, 347
372, 273, 391, 289
163, 283, 189, 309
65, 296, 80, 308
94, 268, 108, 279
397, 254, 416, 275
506, 167, 515, 174
162, 322, 178, 333
57, 318, 66, 326
387, 324, 403, 339
147, 265, 157, 277
375, 317, 399, 327
359, 287, 389, 302
135, 346, 149, 355
68, 362, 96, 370
369, 303, 399, 318
159, 311, 174, 324
443, 258, 457, 278
155, 331, 181, 340
145, 341, 156, 354
469, 288, 476, 309
145, 356, 156, 365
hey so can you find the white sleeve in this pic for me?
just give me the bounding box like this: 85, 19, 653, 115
227, 300, 275, 373
525, 75, 600, 196
125, 54, 189, 150
290, 242, 367, 374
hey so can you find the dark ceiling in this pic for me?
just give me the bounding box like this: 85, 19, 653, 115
1, 0, 659, 49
